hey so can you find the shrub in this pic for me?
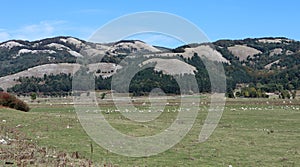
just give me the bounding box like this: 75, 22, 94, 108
100, 92, 107, 99
30, 92, 37, 101
0, 92, 30, 112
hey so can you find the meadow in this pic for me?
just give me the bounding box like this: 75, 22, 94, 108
0, 96, 300, 166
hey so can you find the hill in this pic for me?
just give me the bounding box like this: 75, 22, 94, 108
0, 36, 299, 97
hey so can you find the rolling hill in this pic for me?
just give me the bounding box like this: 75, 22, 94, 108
0, 36, 299, 97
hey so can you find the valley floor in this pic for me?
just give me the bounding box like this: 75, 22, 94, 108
0, 96, 300, 166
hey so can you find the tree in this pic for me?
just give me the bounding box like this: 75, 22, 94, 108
280, 90, 290, 99
226, 89, 235, 98
100, 92, 106, 99
242, 89, 250, 97
30, 93, 37, 101
248, 87, 258, 98
292, 90, 297, 99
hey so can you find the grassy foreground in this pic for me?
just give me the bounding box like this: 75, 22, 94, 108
1, 97, 300, 166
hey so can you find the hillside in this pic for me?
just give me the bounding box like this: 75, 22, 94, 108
0, 36, 299, 97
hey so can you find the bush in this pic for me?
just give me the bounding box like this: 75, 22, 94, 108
0, 92, 30, 112
100, 92, 107, 99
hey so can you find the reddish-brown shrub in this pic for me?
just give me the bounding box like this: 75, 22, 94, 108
0, 92, 30, 112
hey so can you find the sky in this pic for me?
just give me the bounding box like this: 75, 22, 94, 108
0, 0, 299, 48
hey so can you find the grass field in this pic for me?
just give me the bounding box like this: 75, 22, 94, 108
1, 96, 300, 166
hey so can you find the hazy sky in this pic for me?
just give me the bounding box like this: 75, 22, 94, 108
0, 0, 299, 47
